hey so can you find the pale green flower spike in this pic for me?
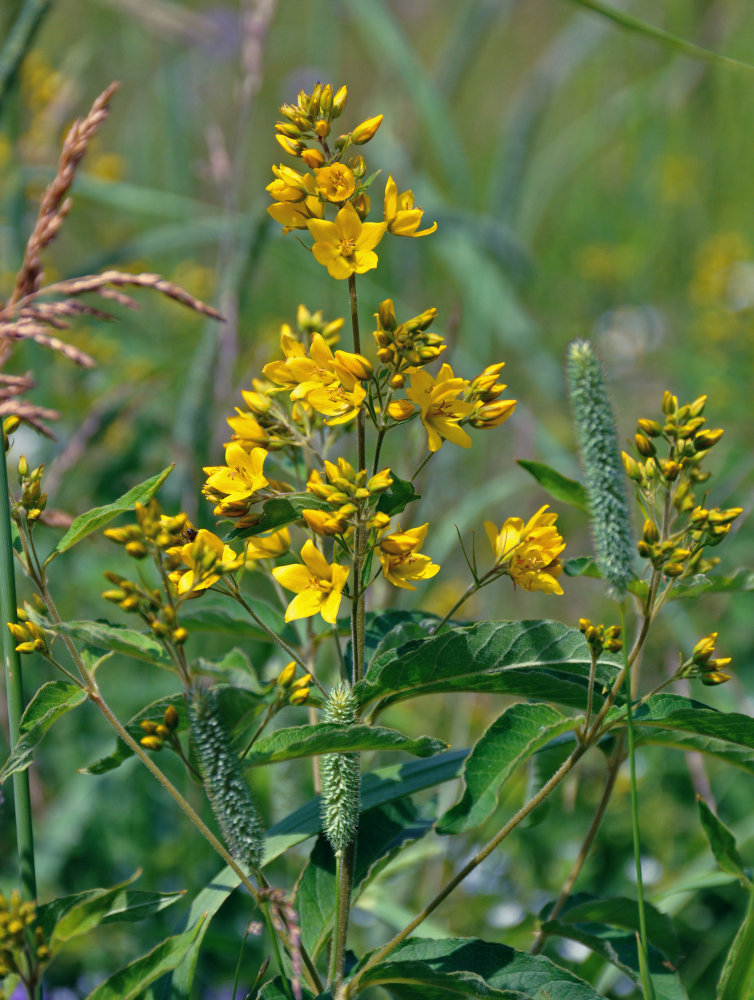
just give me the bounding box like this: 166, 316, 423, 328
320, 681, 360, 855
567, 340, 634, 596
189, 688, 264, 869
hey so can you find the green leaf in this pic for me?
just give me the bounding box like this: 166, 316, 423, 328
543, 893, 679, 963
228, 492, 330, 539
80, 694, 186, 775
377, 474, 421, 516
180, 599, 297, 645
243, 723, 446, 768
346, 609, 441, 679
49, 872, 143, 945
437, 703, 577, 834
698, 798, 750, 886
83, 917, 206, 1000
717, 880, 754, 1000
36, 617, 174, 669
258, 979, 315, 1000
357, 620, 620, 715
195, 647, 269, 694
45, 464, 173, 562
39, 887, 183, 939
298, 799, 432, 957
563, 556, 649, 599
516, 459, 588, 511
614, 693, 754, 758
0, 681, 87, 783
352, 936, 606, 999
564, 0, 754, 75
166, 749, 469, 997
661, 568, 754, 601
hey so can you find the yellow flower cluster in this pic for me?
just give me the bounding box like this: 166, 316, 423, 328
485, 505, 566, 595
267, 83, 436, 280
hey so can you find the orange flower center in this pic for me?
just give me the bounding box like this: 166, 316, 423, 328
338, 237, 356, 258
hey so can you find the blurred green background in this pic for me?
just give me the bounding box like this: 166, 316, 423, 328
1, 1, 753, 997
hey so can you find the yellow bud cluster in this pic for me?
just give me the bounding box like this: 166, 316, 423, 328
681, 632, 733, 685
139, 703, 180, 751
0, 889, 49, 980
578, 618, 623, 655
13, 456, 47, 523
304, 460, 393, 538
274, 662, 312, 705
6, 618, 47, 655
373, 299, 445, 372
104, 503, 192, 558
466, 363, 517, 429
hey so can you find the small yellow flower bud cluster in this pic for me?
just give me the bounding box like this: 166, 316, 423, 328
373, 299, 445, 379
139, 703, 180, 752
11, 455, 47, 524
276, 83, 350, 157
6, 609, 48, 655
276, 662, 313, 705
466, 363, 517, 429
624, 393, 741, 581
678, 632, 733, 686
0, 890, 50, 986
2, 415, 21, 453
304, 458, 393, 538
578, 618, 623, 655
104, 502, 191, 560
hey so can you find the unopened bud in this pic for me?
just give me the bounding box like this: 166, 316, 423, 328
351, 114, 383, 144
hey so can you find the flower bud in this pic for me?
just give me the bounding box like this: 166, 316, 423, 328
300, 148, 325, 169
331, 85, 348, 117
387, 399, 415, 421
277, 661, 297, 687
351, 114, 383, 144
694, 428, 724, 450
163, 705, 179, 729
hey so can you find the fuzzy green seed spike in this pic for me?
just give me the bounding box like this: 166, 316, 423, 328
567, 340, 634, 596
189, 688, 264, 869
320, 681, 360, 855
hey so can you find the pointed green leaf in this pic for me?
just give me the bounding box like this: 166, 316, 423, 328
228, 492, 330, 538
83, 917, 206, 1000
180, 599, 297, 645
243, 723, 446, 768
50, 872, 142, 945
46, 464, 174, 562
517, 459, 587, 511
438, 703, 577, 834
345, 609, 441, 679
698, 798, 750, 886
38, 887, 183, 938
352, 936, 605, 998
258, 979, 315, 1000
298, 800, 432, 957
357, 620, 620, 715
377, 474, 421, 516
0, 680, 87, 783
543, 893, 679, 963
613, 694, 754, 758
717, 880, 754, 1000
80, 694, 186, 775
35, 617, 173, 669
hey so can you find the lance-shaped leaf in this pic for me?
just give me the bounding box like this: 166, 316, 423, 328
717, 879, 754, 1000
83, 917, 206, 1000
45, 464, 174, 562
377, 473, 421, 516
517, 459, 588, 511
243, 723, 446, 768
48, 873, 148, 946
437, 703, 578, 834
228, 492, 330, 539
351, 936, 605, 999
35, 617, 173, 669
298, 799, 432, 957
0, 681, 87, 783
357, 620, 620, 715
38, 887, 184, 939
611, 694, 754, 769
697, 798, 750, 886
180, 599, 297, 645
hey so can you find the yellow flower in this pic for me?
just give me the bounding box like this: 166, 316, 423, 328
266, 164, 312, 202
307, 201, 387, 279
405, 364, 474, 452
272, 539, 349, 624
267, 172, 324, 233
378, 523, 440, 590
315, 163, 356, 202
169, 529, 243, 595
245, 527, 290, 565
384, 175, 437, 237
203, 443, 269, 505
225, 409, 268, 448
484, 506, 565, 595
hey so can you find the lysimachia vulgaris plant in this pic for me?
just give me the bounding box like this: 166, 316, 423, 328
2, 81, 752, 1000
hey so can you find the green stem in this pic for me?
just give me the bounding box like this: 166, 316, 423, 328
332, 841, 355, 992
347, 274, 367, 687
621, 602, 655, 1000
1, 451, 37, 905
